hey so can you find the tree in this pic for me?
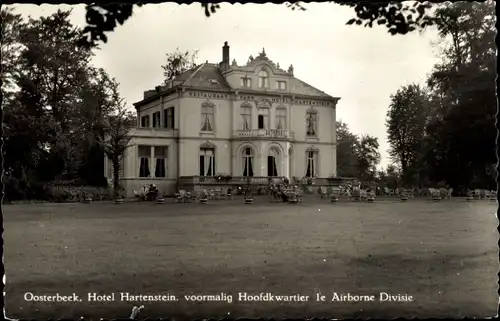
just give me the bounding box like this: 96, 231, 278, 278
385, 164, 401, 189
75, 67, 122, 186
354, 135, 380, 182
336, 121, 358, 177
1, 7, 24, 93
100, 92, 134, 198
161, 48, 198, 83
79, 2, 436, 48
386, 84, 428, 186
423, 1, 496, 190
16, 10, 94, 175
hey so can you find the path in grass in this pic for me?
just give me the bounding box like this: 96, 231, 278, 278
4, 197, 498, 319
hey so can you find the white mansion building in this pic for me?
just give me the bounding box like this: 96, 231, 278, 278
106, 42, 340, 196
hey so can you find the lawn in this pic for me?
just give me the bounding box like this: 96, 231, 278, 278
4, 196, 499, 320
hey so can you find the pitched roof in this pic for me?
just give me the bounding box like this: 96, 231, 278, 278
292, 78, 333, 99
182, 63, 231, 90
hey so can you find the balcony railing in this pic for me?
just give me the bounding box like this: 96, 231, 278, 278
178, 176, 286, 186
233, 129, 294, 139
129, 127, 178, 138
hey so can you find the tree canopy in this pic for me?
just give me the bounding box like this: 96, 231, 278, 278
2, 8, 132, 200
385, 1, 496, 191
79, 2, 436, 48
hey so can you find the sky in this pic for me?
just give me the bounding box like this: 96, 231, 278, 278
9, 2, 442, 168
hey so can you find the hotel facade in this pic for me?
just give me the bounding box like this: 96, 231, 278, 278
105, 42, 340, 197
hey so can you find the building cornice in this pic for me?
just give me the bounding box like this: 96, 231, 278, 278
134, 87, 180, 109
135, 86, 340, 108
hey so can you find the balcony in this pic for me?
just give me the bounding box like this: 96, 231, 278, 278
129, 127, 178, 138
233, 129, 294, 140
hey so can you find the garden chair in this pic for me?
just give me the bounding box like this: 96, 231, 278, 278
208, 189, 216, 200
175, 190, 187, 203
318, 186, 327, 199
214, 188, 223, 200
429, 188, 441, 200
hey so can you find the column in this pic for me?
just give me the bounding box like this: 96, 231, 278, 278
160, 96, 165, 128
259, 141, 265, 176
150, 146, 155, 178
283, 151, 289, 180
131, 145, 137, 178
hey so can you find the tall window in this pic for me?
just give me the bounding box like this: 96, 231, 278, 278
240, 77, 251, 88
306, 109, 318, 136
267, 147, 279, 177
258, 108, 269, 130
201, 102, 215, 132
152, 111, 161, 128
241, 103, 252, 130
258, 69, 269, 88
199, 148, 216, 176
164, 107, 174, 129
276, 107, 287, 130
154, 146, 167, 178
138, 145, 151, 177
306, 150, 318, 177
242, 147, 254, 177
140, 115, 150, 128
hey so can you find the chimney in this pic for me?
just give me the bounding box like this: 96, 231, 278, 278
222, 41, 230, 64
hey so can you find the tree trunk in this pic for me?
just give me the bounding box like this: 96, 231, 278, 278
112, 159, 120, 198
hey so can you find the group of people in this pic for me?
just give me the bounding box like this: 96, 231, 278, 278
134, 184, 159, 201
268, 181, 300, 202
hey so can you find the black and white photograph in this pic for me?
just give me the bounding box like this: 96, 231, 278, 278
2, 1, 498, 319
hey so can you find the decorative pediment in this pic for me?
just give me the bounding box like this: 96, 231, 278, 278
256, 98, 272, 108
244, 47, 288, 74
201, 100, 215, 107
200, 141, 216, 149
306, 146, 320, 152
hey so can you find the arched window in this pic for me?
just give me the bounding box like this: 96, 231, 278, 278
240, 103, 252, 130
306, 109, 318, 136
276, 107, 287, 130
242, 147, 254, 177
267, 147, 280, 177
258, 69, 269, 88
199, 147, 215, 176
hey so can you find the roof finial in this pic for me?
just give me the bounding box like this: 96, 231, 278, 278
258, 48, 267, 59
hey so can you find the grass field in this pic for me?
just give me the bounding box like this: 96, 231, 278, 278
4, 196, 499, 320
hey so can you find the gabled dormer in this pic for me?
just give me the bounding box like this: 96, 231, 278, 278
220, 43, 293, 92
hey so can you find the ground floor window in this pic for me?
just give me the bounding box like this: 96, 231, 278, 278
138, 145, 151, 178
242, 147, 254, 177
199, 148, 215, 176
306, 151, 318, 177
138, 145, 168, 178
267, 147, 279, 177
154, 146, 167, 177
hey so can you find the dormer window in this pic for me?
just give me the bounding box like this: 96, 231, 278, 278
277, 80, 287, 90
258, 69, 269, 88
240, 76, 251, 88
